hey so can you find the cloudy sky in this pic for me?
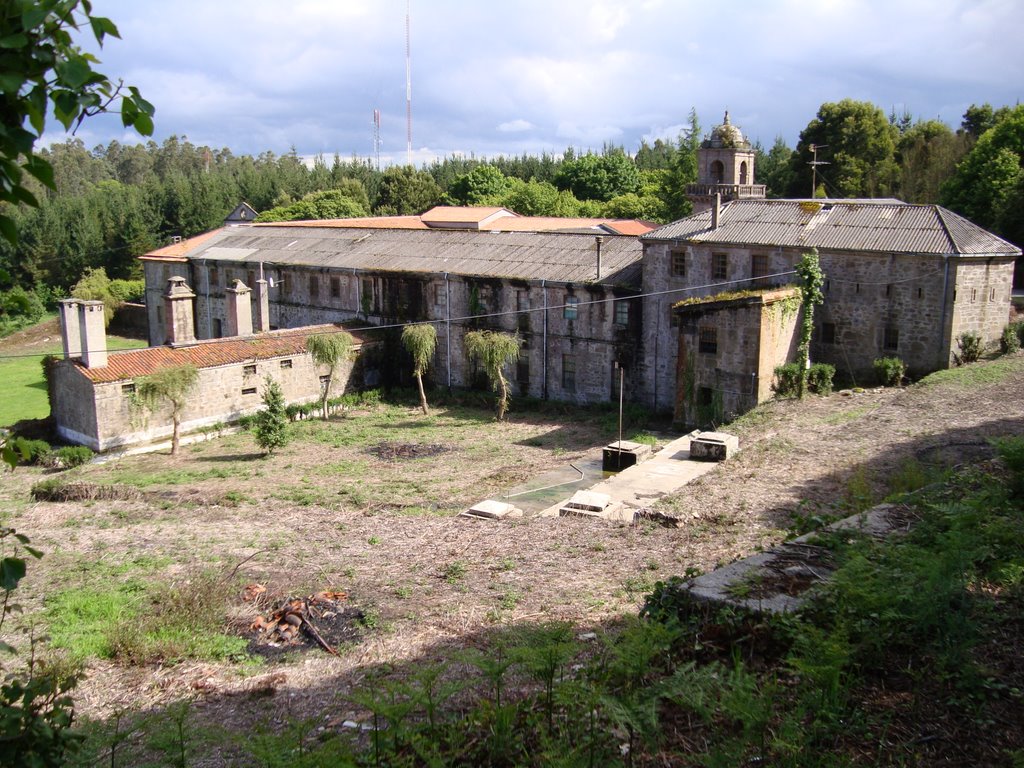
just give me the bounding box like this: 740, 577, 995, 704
61, 0, 1021, 165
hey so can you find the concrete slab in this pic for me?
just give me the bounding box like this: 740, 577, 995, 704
461, 499, 523, 520
538, 430, 732, 519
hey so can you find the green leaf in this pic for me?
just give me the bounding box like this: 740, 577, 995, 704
52, 90, 81, 128
131, 111, 154, 137
0, 215, 16, 247
55, 54, 93, 89
21, 6, 48, 31
0, 557, 27, 591
0, 73, 22, 93
89, 15, 120, 43
24, 155, 55, 189
0, 34, 29, 49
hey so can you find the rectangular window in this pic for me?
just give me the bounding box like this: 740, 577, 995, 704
610, 363, 624, 400
821, 322, 836, 344
319, 374, 330, 388
121, 382, 136, 395
330, 276, 341, 298
614, 300, 630, 327
698, 326, 718, 354
712, 253, 728, 281
361, 278, 374, 311
280, 359, 293, 369
971, 288, 977, 302
563, 295, 579, 321
243, 364, 257, 377
670, 250, 686, 277
751, 254, 769, 283
212, 318, 222, 338
433, 283, 444, 306
517, 290, 530, 312
562, 354, 576, 392
517, 357, 530, 396
884, 327, 899, 351
247, 270, 256, 288
885, 284, 892, 297
309, 275, 319, 299
669, 307, 680, 327
242, 387, 257, 396
210, 267, 219, 288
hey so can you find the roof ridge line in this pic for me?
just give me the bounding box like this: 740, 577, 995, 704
932, 205, 960, 254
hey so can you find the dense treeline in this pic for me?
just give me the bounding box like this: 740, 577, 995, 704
0, 100, 1020, 312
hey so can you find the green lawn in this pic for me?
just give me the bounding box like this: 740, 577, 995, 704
0, 329, 146, 427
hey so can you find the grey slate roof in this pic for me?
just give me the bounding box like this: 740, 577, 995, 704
644, 200, 1021, 257
179, 226, 642, 286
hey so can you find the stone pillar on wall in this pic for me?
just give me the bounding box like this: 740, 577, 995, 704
226, 279, 253, 337
164, 276, 197, 346
58, 298, 82, 359
254, 279, 270, 333
78, 300, 108, 368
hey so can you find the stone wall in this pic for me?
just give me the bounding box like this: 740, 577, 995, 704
154, 261, 642, 407
53, 350, 358, 452
642, 240, 1016, 400
674, 288, 800, 426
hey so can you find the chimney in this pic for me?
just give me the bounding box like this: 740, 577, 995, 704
711, 193, 721, 230
254, 278, 270, 333
225, 279, 253, 337
78, 300, 108, 368
164, 276, 197, 346
595, 235, 604, 281
58, 298, 82, 359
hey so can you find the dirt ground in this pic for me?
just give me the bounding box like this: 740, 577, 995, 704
2, 321, 1023, 738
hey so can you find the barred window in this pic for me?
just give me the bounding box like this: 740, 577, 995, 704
243, 364, 257, 377
614, 300, 630, 327
563, 295, 579, 321
330, 277, 341, 298
821, 322, 836, 345
712, 253, 728, 281
751, 254, 769, 281
309, 275, 319, 299
670, 250, 686, 277
562, 354, 576, 392
698, 326, 718, 354
884, 327, 899, 351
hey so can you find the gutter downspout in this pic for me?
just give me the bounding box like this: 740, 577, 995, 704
445, 272, 452, 390
939, 256, 952, 369
203, 259, 212, 339
542, 279, 548, 400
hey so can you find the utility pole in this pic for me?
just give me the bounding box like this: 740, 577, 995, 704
809, 144, 829, 198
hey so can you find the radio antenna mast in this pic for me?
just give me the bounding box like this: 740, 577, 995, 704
809, 144, 829, 198
405, 0, 413, 167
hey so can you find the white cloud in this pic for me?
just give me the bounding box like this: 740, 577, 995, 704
497, 119, 534, 133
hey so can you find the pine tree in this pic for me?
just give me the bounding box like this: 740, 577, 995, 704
253, 376, 289, 455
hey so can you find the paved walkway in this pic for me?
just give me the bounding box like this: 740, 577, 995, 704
536, 431, 728, 520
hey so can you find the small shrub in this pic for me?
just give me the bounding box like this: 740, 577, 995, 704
954, 331, 984, 365
108, 279, 145, 304
1000, 322, 1023, 354
873, 356, 905, 387
993, 436, 1024, 497
807, 363, 835, 395
19, 439, 52, 464
773, 363, 801, 397
52, 446, 94, 469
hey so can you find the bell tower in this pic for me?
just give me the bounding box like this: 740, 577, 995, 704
686, 111, 766, 214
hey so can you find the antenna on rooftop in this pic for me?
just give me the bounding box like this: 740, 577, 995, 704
808, 144, 829, 198
372, 109, 382, 171
405, 0, 413, 167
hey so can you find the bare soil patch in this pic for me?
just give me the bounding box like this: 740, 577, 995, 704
2, 354, 1023, 745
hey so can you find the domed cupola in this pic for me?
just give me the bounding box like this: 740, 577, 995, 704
686, 109, 765, 213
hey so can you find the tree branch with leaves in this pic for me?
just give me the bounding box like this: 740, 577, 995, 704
402, 323, 437, 415
0, 0, 155, 244
133, 364, 198, 455
464, 330, 522, 421
306, 332, 354, 420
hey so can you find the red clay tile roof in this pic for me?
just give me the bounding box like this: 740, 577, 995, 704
143, 229, 225, 261
73, 324, 365, 384
420, 205, 511, 224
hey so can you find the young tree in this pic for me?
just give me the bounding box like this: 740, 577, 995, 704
0, 0, 154, 245
464, 330, 522, 421
402, 323, 437, 415
134, 365, 199, 455
306, 332, 354, 420
253, 376, 289, 455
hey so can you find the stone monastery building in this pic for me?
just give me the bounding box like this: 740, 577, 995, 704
50, 114, 1020, 451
